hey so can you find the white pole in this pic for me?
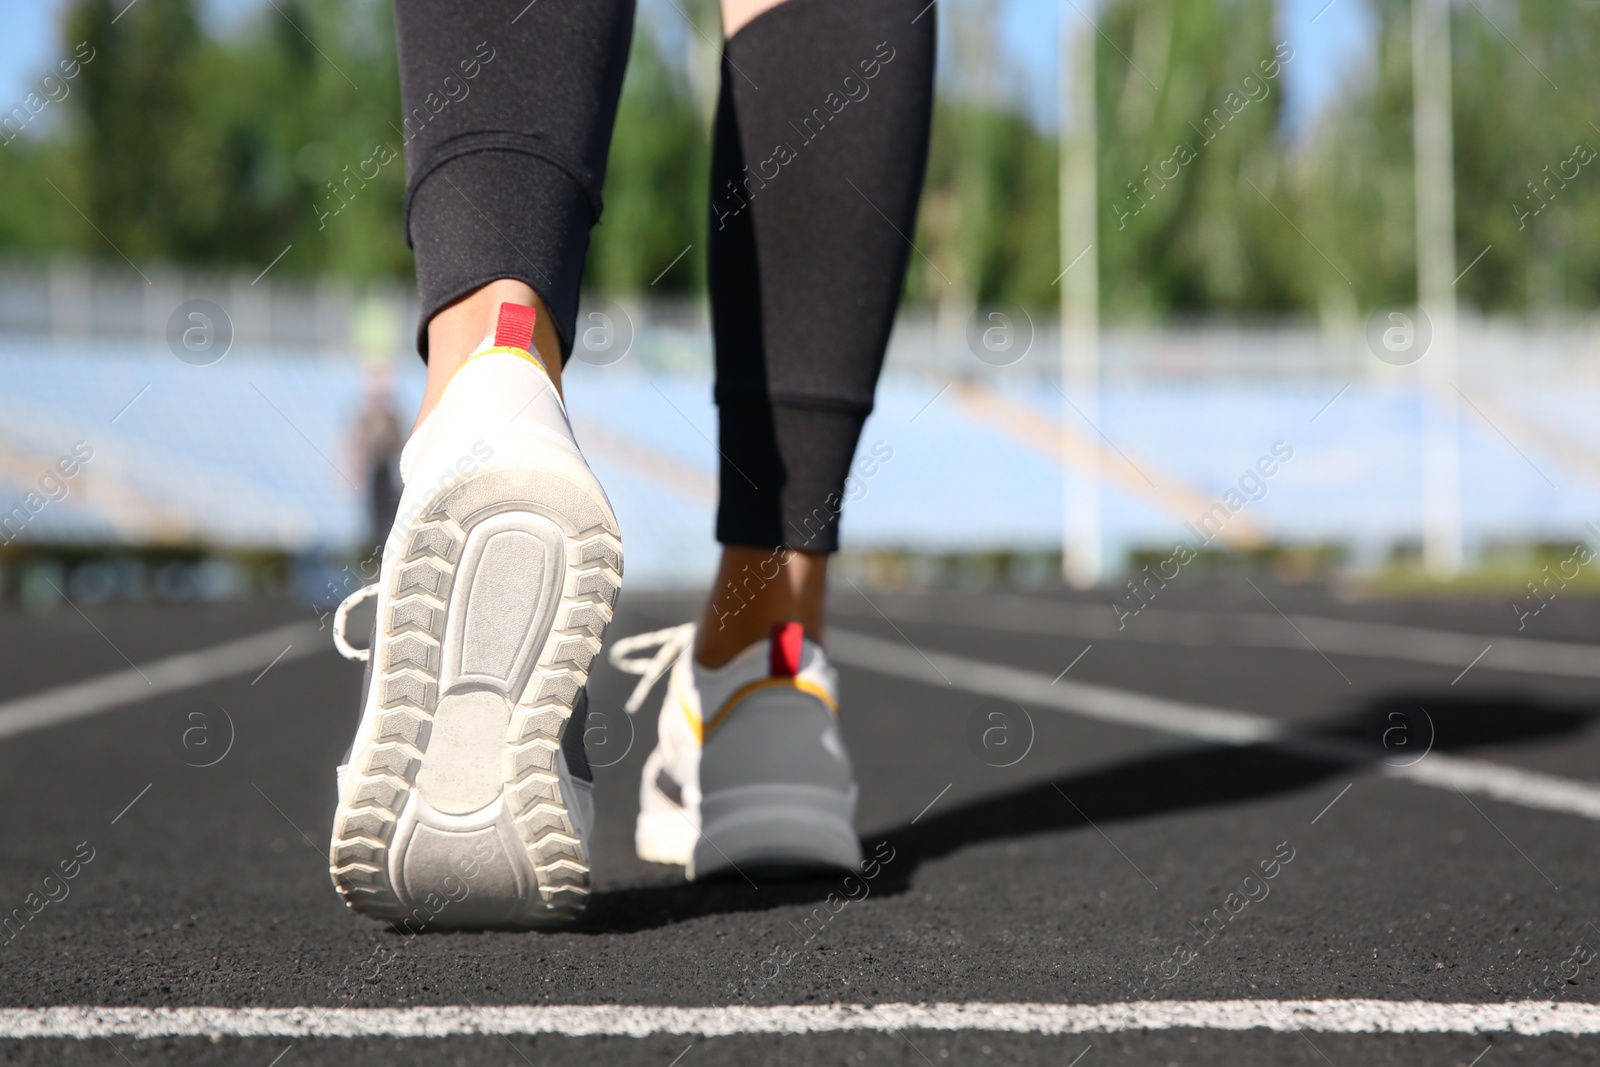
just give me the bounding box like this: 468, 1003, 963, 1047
1060, 0, 1101, 587
1413, 0, 1462, 577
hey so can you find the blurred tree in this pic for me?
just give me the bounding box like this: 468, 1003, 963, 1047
1291, 0, 1600, 320
584, 19, 705, 295
4, 0, 1595, 322
913, 0, 1305, 320
1092, 0, 1302, 319
910, 0, 1060, 310
66, 0, 202, 261
911, 98, 1059, 308
1459, 0, 1594, 315
47, 0, 409, 276
1288, 0, 1418, 320
0, 135, 76, 255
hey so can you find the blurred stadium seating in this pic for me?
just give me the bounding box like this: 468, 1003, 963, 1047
2, 260, 1598, 600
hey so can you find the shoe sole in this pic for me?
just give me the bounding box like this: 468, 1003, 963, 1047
636, 777, 861, 880
329, 467, 621, 928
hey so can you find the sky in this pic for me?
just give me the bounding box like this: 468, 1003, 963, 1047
1, 0, 1376, 142
998, 0, 1378, 138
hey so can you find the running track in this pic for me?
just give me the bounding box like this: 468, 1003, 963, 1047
0, 582, 1597, 1065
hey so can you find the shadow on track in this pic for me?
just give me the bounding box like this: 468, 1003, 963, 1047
570, 690, 1594, 933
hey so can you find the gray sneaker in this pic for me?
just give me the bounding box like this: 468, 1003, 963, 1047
613, 621, 861, 879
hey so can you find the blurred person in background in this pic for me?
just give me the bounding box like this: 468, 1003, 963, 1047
348, 300, 406, 561
327, 0, 934, 927
350, 365, 402, 562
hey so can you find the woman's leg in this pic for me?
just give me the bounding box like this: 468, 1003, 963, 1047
327, 0, 636, 928
695, 0, 937, 665
394, 0, 635, 422
626, 0, 934, 880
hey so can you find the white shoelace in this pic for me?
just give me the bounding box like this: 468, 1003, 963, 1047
331, 585, 379, 662
333, 586, 692, 713
607, 622, 695, 713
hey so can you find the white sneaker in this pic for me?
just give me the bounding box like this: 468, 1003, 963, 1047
328, 303, 623, 927
612, 621, 861, 879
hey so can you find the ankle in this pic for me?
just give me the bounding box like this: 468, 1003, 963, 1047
414, 280, 563, 432
695, 547, 827, 668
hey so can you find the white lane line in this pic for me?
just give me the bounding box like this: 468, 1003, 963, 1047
837, 596, 1600, 680
829, 628, 1600, 822
1395, 754, 1600, 820
0, 620, 328, 742
7, 1001, 1600, 1038
832, 628, 1282, 745
1244, 577, 1351, 685
1288, 617, 1588, 679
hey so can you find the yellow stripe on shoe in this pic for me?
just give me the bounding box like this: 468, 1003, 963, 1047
684, 676, 840, 744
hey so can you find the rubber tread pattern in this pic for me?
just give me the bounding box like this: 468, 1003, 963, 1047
328, 470, 621, 925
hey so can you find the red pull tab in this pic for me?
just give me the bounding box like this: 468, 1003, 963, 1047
770, 621, 804, 677
494, 302, 536, 352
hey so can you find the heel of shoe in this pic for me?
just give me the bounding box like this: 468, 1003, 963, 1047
691, 783, 861, 880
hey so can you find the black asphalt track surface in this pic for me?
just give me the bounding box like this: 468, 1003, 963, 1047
0, 581, 1597, 1065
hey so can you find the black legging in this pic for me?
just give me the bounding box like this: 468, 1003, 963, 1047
394, 0, 935, 552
